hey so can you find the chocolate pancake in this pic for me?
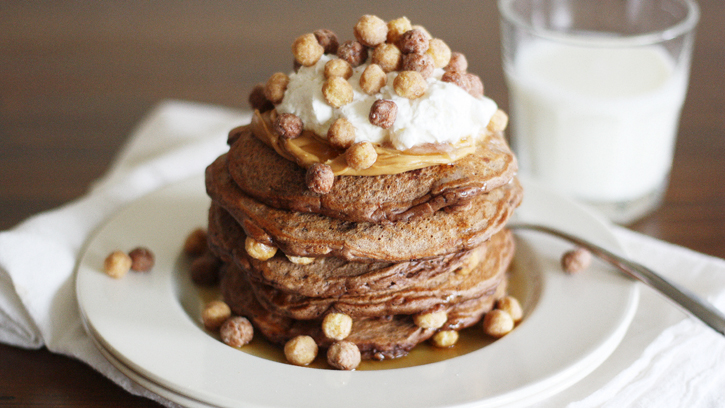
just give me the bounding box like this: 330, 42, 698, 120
224, 229, 513, 320
207, 204, 484, 298
206, 153, 523, 262
227, 114, 517, 223
221, 263, 506, 360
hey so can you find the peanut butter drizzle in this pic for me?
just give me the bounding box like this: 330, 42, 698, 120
251, 110, 486, 176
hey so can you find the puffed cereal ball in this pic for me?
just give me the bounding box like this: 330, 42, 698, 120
220, 316, 254, 348
413, 310, 448, 329
411, 24, 432, 40
368, 99, 397, 129
354, 15, 388, 47
183, 227, 208, 256
401, 53, 435, 79
487, 109, 509, 133
245, 236, 277, 261
314, 28, 339, 54
346, 141, 378, 170
327, 117, 356, 150
327, 341, 361, 371
287, 255, 315, 265
322, 312, 353, 340
359, 64, 387, 95
337, 40, 368, 67
394, 71, 428, 99
371, 43, 402, 73
202, 300, 231, 331
496, 296, 523, 323
292, 33, 325, 67
561, 247, 592, 274
324, 58, 353, 80
322, 77, 354, 108
264, 72, 289, 104
190, 252, 221, 286
284, 335, 318, 366
104, 250, 132, 279
273, 113, 303, 139
466, 73, 484, 98
387, 16, 412, 44
128, 246, 154, 272
445, 52, 468, 73
248, 83, 274, 113
425, 38, 452, 68
306, 163, 335, 194
431, 330, 459, 348
397, 29, 429, 54
483, 309, 514, 338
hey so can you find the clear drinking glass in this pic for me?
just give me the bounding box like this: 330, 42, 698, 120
498, 0, 699, 224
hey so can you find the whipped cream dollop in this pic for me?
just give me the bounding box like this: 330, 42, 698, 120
277, 55, 498, 151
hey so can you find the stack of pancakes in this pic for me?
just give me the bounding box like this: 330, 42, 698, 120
205, 111, 522, 361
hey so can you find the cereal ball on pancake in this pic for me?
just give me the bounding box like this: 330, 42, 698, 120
354, 15, 388, 47
292, 33, 325, 67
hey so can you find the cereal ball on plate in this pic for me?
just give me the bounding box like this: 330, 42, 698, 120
284, 335, 318, 366
431, 330, 459, 348
327, 341, 361, 370
496, 296, 523, 323
104, 250, 132, 279
183, 228, 208, 257
202, 300, 231, 331
561, 247, 592, 274
483, 309, 514, 338
128, 247, 154, 272
220, 316, 254, 347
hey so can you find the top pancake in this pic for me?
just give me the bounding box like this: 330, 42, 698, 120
226, 115, 517, 223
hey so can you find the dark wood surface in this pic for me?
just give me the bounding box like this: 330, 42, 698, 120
0, 1, 722, 406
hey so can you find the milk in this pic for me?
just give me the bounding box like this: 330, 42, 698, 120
505, 41, 688, 204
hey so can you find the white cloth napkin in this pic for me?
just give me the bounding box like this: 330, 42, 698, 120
0, 100, 723, 407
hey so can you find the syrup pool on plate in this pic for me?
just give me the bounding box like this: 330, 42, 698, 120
176, 253, 533, 371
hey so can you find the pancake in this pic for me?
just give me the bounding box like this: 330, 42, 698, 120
226, 228, 512, 320
221, 263, 507, 360
227, 114, 517, 224
224, 228, 512, 320
206, 153, 523, 262
207, 204, 484, 298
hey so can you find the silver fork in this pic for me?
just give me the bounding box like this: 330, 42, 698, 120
510, 223, 725, 337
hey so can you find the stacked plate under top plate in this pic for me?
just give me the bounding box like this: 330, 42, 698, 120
76, 175, 638, 408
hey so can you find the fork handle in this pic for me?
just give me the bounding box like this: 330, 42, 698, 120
511, 223, 725, 337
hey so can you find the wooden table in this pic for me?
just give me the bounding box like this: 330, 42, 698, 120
1, 1, 722, 406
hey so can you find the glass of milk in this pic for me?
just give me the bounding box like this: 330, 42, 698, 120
498, 0, 699, 224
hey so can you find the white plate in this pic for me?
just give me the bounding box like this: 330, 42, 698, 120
76, 175, 638, 408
